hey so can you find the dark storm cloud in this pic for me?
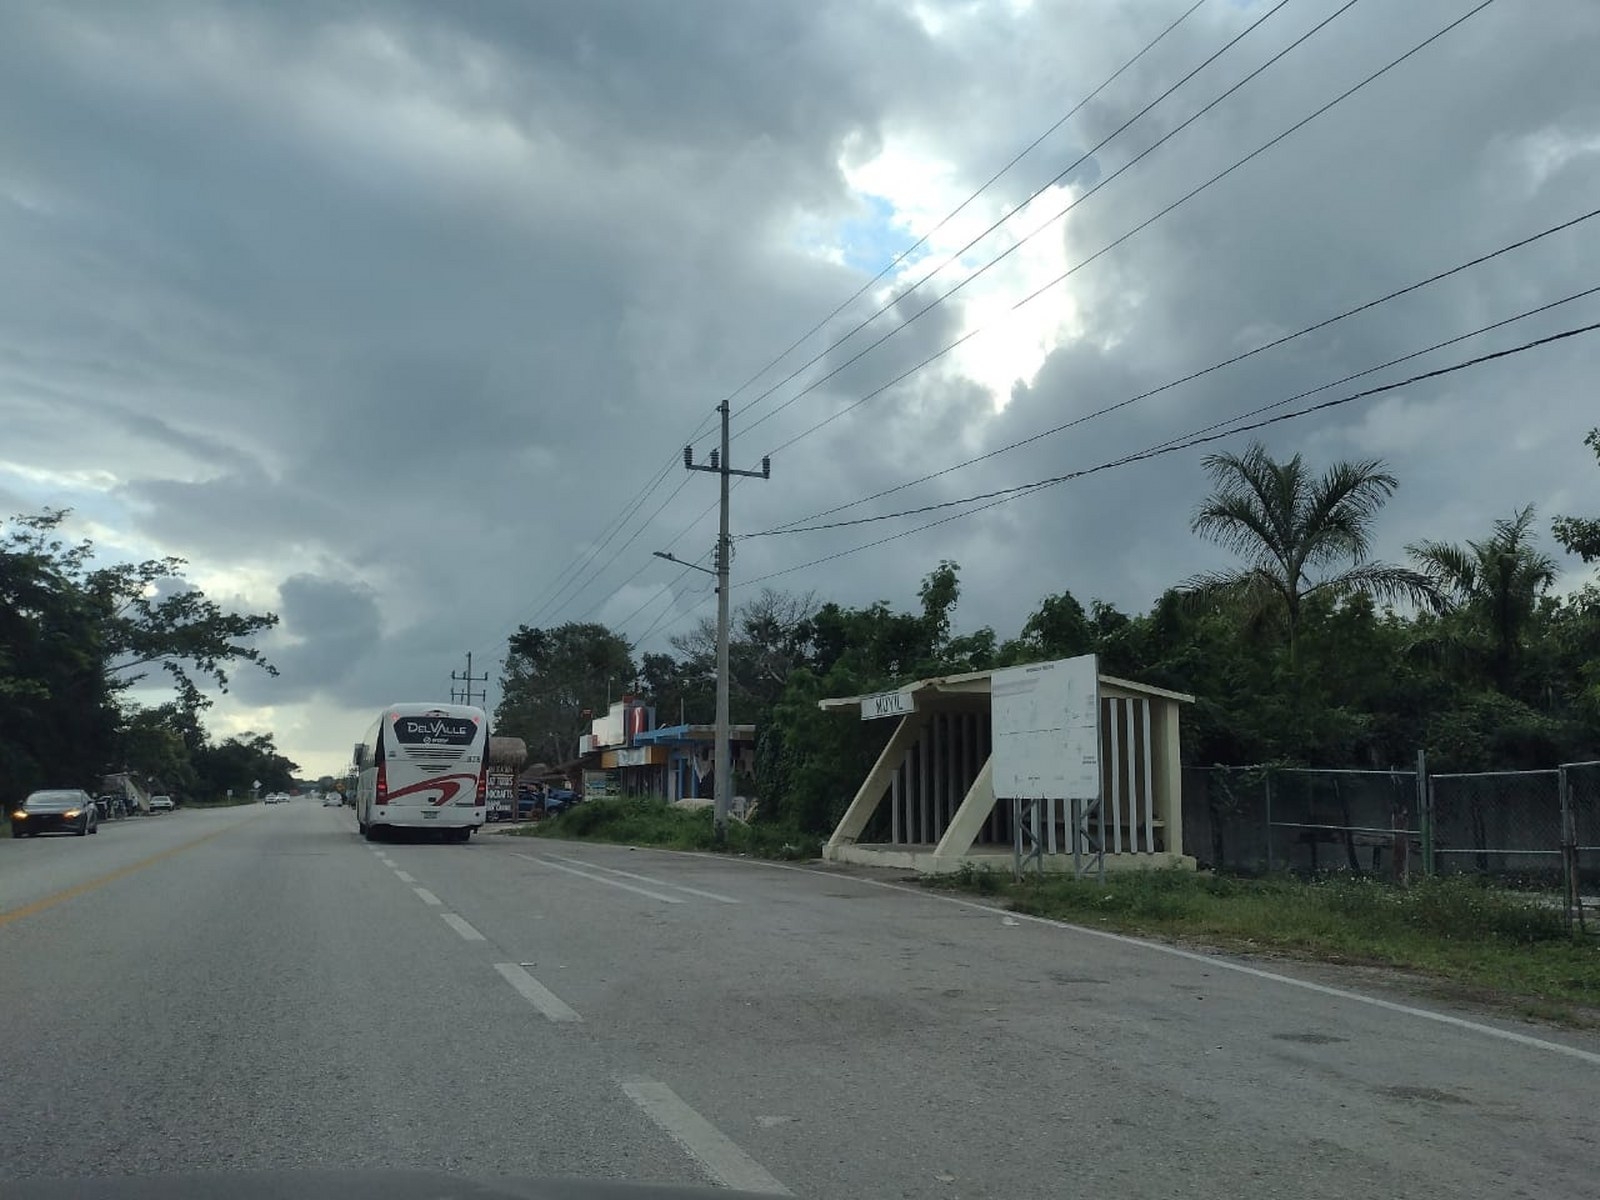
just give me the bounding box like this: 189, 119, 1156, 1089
232, 573, 381, 705
720, 0, 1600, 642
2, 0, 1596, 772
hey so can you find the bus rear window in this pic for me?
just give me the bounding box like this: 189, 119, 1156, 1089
392, 715, 478, 746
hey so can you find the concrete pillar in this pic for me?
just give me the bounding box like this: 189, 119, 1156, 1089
826, 710, 931, 850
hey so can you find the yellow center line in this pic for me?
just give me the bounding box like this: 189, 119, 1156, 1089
0, 817, 258, 929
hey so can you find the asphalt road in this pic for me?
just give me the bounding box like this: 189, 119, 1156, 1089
3, 803, 1597, 1198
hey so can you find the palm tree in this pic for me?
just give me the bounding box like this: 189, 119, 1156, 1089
1184, 442, 1437, 662
1407, 505, 1557, 693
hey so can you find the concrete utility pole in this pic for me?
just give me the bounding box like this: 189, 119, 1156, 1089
451, 651, 488, 708
657, 402, 770, 841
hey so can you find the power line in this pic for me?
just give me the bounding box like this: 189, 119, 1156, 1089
750, 0, 1495, 463
632, 585, 717, 650
512, 420, 703, 629
727, 0, 1300, 440
630, 579, 720, 652
489, 4, 1209, 643
749, 206, 1600, 537
747, 287, 1599, 535
733, 315, 1600, 585
498, 1, 1218, 641
723, 0, 1215, 430
560, 492, 723, 631
534, 470, 697, 625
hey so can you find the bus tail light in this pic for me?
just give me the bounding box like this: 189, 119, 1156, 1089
475, 767, 487, 807
376, 762, 389, 805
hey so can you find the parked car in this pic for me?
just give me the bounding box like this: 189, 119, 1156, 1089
149, 795, 175, 812
11, 789, 99, 837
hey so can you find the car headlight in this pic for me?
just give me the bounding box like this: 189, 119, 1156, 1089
10, 810, 26, 821
62, 809, 80, 819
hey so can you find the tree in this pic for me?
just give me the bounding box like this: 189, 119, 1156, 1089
5, 509, 279, 697
1408, 505, 1558, 694
1553, 427, 1600, 562
0, 513, 117, 791
1183, 442, 1437, 662
668, 588, 817, 722
495, 622, 635, 765
191, 731, 299, 798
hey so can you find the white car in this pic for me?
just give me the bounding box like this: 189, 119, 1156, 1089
149, 795, 175, 812
264, 792, 289, 805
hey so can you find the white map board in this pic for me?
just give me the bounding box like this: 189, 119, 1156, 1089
991, 654, 1100, 800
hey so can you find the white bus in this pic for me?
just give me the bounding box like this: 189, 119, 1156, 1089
354, 703, 488, 842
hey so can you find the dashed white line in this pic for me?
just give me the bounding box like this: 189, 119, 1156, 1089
413, 887, 442, 907
622, 1078, 790, 1195
393, 870, 416, 884
440, 912, 485, 941
377, 856, 396, 867
514, 853, 684, 904
493, 962, 582, 1023
542, 851, 740, 904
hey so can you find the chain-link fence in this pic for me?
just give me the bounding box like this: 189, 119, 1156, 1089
1182, 766, 1269, 873
1183, 766, 1419, 877
1565, 760, 1600, 901
1183, 759, 1599, 927
1428, 769, 1563, 887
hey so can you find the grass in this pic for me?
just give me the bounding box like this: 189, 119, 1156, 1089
929, 867, 1600, 1018
510, 796, 821, 861
180, 795, 260, 808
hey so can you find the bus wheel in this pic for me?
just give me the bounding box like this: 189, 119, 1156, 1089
364, 822, 382, 842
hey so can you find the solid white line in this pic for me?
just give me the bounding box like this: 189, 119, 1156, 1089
671, 851, 1600, 1068
622, 1078, 790, 1195
393, 869, 416, 883
413, 887, 442, 907
493, 962, 582, 1023
440, 912, 485, 942
541, 851, 740, 903
513, 853, 684, 904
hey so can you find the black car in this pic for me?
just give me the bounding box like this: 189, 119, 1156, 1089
11, 789, 99, 837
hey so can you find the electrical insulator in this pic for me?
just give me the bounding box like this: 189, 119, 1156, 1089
761, 456, 771, 479
709, 450, 720, 470
683, 446, 693, 468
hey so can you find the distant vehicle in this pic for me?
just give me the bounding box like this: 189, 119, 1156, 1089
11, 789, 99, 837
264, 792, 289, 805
354, 703, 488, 843
321, 794, 341, 807
149, 795, 175, 813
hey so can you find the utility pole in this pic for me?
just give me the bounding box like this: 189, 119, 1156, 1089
657, 402, 770, 841
451, 651, 488, 708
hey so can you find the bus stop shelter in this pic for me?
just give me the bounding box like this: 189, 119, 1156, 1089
818, 658, 1195, 875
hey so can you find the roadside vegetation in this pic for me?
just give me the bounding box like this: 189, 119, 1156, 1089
495, 435, 1600, 843
513, 796, 820, 860
928, 866, 1600, 1019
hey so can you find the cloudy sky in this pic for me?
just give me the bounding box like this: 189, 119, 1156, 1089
3, 0, 1598, 777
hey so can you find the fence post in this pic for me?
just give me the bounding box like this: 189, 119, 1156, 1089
1420, 755, 1433, 876
1264, 768, 1274, 874
1559, 765, 1577, 930
1418, 750, 1434, 877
